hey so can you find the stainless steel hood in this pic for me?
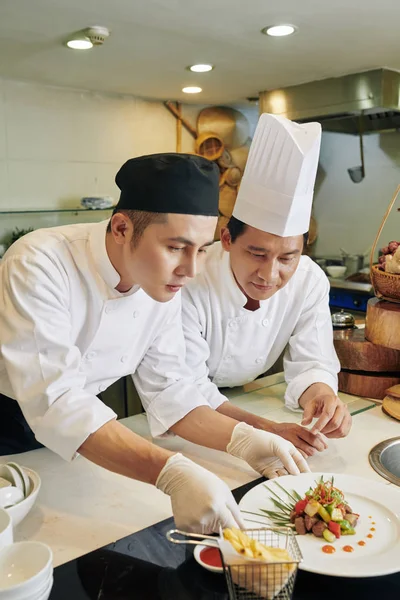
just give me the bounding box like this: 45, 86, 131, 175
259, 68, 400, 134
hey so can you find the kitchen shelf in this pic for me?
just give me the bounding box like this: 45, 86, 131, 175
0, 207, 114, 214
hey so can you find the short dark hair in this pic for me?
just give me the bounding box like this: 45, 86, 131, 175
226, 216, 309, 246
106, 209, 167, 246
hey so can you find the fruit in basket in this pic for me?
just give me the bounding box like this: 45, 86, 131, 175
385, 247, 400, 274
378, 240, 400, 272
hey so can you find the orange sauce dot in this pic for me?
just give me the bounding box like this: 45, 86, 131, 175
370, 528, 376, 531
371, 522, 376, 525
343, 545, 354, 553
367, 534, 374, 539
358, 541, 366, 546
368, 516, 372, 519
322, 545, 336, 554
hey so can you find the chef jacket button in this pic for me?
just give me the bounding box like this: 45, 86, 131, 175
262, 318, 269, 327
86, 351, 97, 360
105, 306, 112, 314
225, 355, 232, 361
120, 355, 129, 363
133, 311, 139, 318
98, 384, 107, 392
255, 357, 263, 364
229, 321, 236, 328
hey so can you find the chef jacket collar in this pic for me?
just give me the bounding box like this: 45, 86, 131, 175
222, 248, 287, 309
89, 220, 140, 296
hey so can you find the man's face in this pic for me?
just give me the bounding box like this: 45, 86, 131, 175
109, 213, 217, 302
221, 225, 303, 302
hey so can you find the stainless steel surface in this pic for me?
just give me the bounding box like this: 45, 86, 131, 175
328, 278, 373, 293
331, 309, 355, 328
259, 68, 400, 134
369, 437, 400, 486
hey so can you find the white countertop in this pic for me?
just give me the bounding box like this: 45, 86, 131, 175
2, 374, 399, 568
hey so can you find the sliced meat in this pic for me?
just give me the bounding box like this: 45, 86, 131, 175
312, 521, 328, 538
345, 513, 358, 528
304, 515, 319, 532
295, 516, 307, 535
289, 510, 297, 524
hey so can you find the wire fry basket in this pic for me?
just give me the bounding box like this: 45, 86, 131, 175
222, 528, 302, 600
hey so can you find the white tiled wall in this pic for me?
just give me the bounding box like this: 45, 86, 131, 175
0, 78, 200, 243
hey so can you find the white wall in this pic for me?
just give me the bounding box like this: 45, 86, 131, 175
313, 130, 400, 260
0, 78, 200, 243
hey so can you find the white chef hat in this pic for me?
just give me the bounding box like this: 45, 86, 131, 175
233, 113, 321, 237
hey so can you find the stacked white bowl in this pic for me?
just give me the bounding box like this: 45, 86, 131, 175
0, 541, 53, 600
0, 463, 52, 599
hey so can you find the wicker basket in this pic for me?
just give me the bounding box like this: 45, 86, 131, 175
370, 184, 400, 304
195, 131, 224, 161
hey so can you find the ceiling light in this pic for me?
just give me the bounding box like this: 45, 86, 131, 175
188, 64, 214, 73
262, 25, 296, 37
66, 26, 110, 50
182, 86, 202, 94
66, 37, 93, 50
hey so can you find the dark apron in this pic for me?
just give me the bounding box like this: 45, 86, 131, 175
0, 393, 44, 455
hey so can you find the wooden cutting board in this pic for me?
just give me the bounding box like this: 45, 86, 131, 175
334, 327, 400, 372
365, 298, 400, 350
338, 370, 400, 400
382, 395, 400, 421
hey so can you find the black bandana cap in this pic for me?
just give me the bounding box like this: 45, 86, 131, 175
115, 153, 219, 216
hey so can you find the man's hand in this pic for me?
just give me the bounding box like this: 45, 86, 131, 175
299, 383, 352, 438
227, 422, 310, 477
156, 453, 244, 534
272, 422, 328, 457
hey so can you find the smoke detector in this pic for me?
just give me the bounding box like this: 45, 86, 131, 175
83, 26, 110, 46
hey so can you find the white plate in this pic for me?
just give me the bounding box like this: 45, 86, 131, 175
193, 544, 223, 573
239, 473, 400, 578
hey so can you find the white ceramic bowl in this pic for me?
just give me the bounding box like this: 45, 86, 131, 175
326, 265, 347, 278
0, 541, 52, 599
4, 468, 41, 527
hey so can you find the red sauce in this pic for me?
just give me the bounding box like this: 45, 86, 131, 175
200, 547, 222, 568
370, 528, 376, 531
358, 541, 366, 547
367, 534, 374, 539
322, 545, 336, 554
343, 545, 354, 553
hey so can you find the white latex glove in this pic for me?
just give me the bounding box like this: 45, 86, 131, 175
259, 458, 289, 479
156, 453, 245, 534
226, 422, 310, 478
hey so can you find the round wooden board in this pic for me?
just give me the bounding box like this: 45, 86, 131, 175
338, 370, 400, 400
382, 395, 400, 421
334, 327, 400, 372
365, 298, 400, 350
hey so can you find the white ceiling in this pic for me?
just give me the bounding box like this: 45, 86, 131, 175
1, 0, 400, 105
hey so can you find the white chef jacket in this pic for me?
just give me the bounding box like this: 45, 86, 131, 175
181, 243, 340, 411
0, 221, 210, 461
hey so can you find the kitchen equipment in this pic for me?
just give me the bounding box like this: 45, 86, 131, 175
0, 487, 24, 510
197, 107, 250, 149
340, 247, 370, 275
326, 265, 347, 278
167, 528, 301, 600
337, 371, 400, 400
0, 509, 13, 552
331, 309, 355, 329
369, 437, 400, 486
4, 467, 41, 527
347, 113, 365, 183
365, 298, 400, 350
370, 184, 400, 303
382, 396, 400, 422
195, 131, 224, 161
0, 541, 53, 599
333, 327, 400, 371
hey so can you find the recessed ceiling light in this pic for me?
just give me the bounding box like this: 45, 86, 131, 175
262, 24, 296, 37
188, 64, 214, 73
182, 86, 202, 94
66, 37, 93, 50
